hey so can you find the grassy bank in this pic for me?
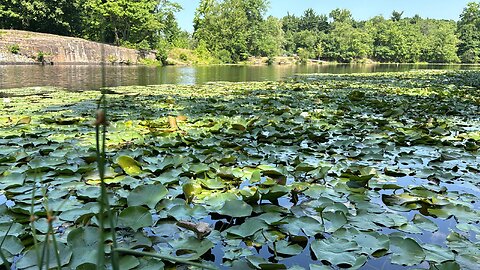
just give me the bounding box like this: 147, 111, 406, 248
1, 70, 479, 269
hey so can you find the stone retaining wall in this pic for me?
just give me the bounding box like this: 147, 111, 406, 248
0, 30, 156, 64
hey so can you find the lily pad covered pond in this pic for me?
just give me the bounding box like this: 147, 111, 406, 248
1, 70, 479, 269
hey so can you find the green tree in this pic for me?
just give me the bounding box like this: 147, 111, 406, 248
252, 16, 284, 57
193, 0, 270, 62
0, 0, 83, 36
367, 18, 423, 62
420, 20, 460, 63
391, 10, 404, 22
299, 8, 328, 32
329, 8, 354, 24
324, 21, 373, 62
457, 2, 480, 63
83, 0, 180, 47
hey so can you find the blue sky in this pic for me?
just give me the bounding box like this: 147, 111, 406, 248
174, 0, 473, 32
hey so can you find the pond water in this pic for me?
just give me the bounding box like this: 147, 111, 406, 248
1, 63, 480, 90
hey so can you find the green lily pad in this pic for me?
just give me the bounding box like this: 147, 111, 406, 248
118, 206, 153, 231
389, 236, 425, 266
127, 183, 168, 209
116, 156, 142, 176
226, 218, 267, 238
67, 227, 100, 268
310, 237, 361, 267
218, 199, 253, 217
412, 214, 438, 232
16, 242, 72, 269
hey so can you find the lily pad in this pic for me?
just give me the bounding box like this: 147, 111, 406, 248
127, 183, 168, 209
118, 206, 154, 231
116, 156, 142, 176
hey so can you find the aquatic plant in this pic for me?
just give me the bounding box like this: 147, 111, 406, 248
0, 70, 479, 269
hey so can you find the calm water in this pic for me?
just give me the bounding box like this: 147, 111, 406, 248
1, 64, 479, 90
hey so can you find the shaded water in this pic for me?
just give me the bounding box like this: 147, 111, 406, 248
1, 63, 479, 90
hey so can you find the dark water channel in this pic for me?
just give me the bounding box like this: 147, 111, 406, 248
1, 63, 480, 90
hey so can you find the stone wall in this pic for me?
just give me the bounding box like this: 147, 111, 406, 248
0, 30, 156, 64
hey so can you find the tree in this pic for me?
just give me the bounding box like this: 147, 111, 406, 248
193, 0, 270, 62
457, 2, 480, 63
252, 16, 284, 57
391, 10, 404, 22
0, 0, 83, 36
324, 21, 373, 62
329, 8, 354, 24
299, 8, 328, 32
82, 0, 180, 47
418, 20, 460, 63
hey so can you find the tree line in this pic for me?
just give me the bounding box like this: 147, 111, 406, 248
1, 0, 480, 64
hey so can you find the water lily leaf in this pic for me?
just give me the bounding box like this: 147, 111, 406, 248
0, 235, 24, 255
168, 204, 207, 220
119, 255, 140, 270
116, 156, 142, 176
182, 182, 202, 204
323, 211, 347, 233
218, 199, 253, 217
67, 227, 100, 268
412, 214, 438, 232
226, 218, 267, 238
260, 185, 290, 202
127, 183, 168, 209
428, 204, 479, 223
199, 177, 225, 189
269, 240, 303, 256
258, 263, 287, 270
429, 261, 460, 270
389, 236, 425, 266
169, 236, 214, 260
137, 258, 165, 270
118, 206, 153, 231
310, 237, 360, 267
15, 116, 31, 125
279, 216, 323, 237
28, 156, 65, 170
258, 165, 286, 177
0, 172, 25, 189
422, 244, 455, 263
16, 242, 72, 269
189, 163, 210, 174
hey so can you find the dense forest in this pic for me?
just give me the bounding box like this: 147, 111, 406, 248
1, 0, 480, 64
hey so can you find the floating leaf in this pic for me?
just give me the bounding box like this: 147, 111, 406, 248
389, 236, 425, 266
116, 156, 142, 176
218, 199, 253, 217
310, 237, 360, 267
16, 242, 72, 269
127, 183, 168, 209
118, 206, 153, 231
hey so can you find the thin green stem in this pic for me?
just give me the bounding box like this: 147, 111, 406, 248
0, 223, 13, 269
48, 222, 62, 270
29, 174, 42, 270
114, 248, 218, 270
96, 93, 119, 270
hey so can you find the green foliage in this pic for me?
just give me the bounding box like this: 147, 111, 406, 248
457, 2, 480, 63
36, 51, 45, 62
0, 0, 83, 36
323, 22, 373, 62
1, 70, 480, 268
7, 44, 20, 54
296, 47, 311, 64
193, 0, 269, 63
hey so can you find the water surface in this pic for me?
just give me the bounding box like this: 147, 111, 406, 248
1, 63, 479, 90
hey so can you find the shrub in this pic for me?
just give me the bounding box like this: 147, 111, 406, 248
8, 44, 20, 54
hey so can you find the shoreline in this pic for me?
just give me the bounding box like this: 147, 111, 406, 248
1, 61, 479, 67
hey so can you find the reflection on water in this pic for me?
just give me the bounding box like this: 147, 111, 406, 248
1, 64, 479, 90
